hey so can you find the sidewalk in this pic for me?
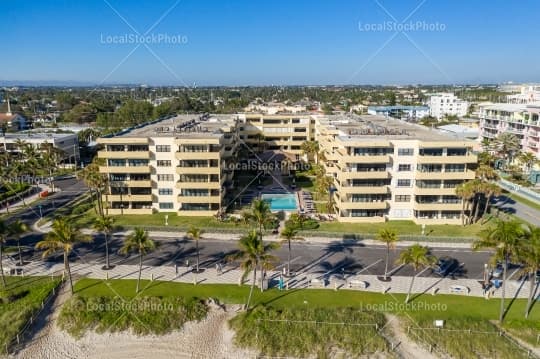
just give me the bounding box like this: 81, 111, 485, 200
0, 184, 54, 214
14, 259, 537, 300
35, 221, 474, 249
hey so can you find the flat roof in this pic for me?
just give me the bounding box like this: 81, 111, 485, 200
107, 114, 238, 138
368, 105, 429, 111
321, 114, 475, 142
1, 132, 76, 140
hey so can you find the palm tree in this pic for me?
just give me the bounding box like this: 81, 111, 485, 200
187, 226, 203, 273
476, 164, 499, 182
94, 216, 114, 269
518, 151, 538, 174
245, 199, 274, 243
35, 219, 92, 294
397, 244, 436, 303
301, 141, 319, 164
119, 228, 156, 293
0, 221, 8, 287
228, 230, 279, 309
455, 181, 474, 226
482, 183, 502, 222
518, 225, 540, 319
473, 219, 524, 323
495, 133, 521, 167
8, 220, 28, 266
280, 225, 303, 276
376, 229, 399, 280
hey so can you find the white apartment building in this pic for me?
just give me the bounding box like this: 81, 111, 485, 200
507, 85, 540, 104
1, 132, 80, 162
429, 93, 469, 119
479, 103, 540, 159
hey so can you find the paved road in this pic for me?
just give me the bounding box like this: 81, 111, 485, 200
5, 178, 87, 226
14, 233, 496, 281
493, 194, 540, 226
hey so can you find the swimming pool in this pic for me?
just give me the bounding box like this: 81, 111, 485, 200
261, 193, 297, 211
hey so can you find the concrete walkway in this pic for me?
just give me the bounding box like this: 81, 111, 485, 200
14, 258, 539, 300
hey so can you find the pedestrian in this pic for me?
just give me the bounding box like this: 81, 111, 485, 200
218, 263, 223, 274
216, 263, 220, 274
175, 263, 178, 274
186, 259, 190, 268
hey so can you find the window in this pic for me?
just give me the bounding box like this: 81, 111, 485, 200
157, 174, 174, 181
156, 145, 171, 152
398, 164, 411, 171
398, 148, 414, 156
158, 188, 173, 195
446, 164, 465, 172
157, 160, 172, 167
159, 202, 174, 209
397, 179, 411, 187
395, 195, 411, 202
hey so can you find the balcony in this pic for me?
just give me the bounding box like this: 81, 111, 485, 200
99, 166, 151, 174
414, 187, 458, 196
417, 155, 476, 164
413, 202, 462, 211
176, 181, 221, 189
104, 194, 153, 202
110, 180, 152, 188
107, 208, 153, 215
175, 152, 220, 160
176, 166, 221, 175
339, 201, 389, 210
98, 151, 149, 159
178, 195, 221, 203
339, 186, 390, 194
338, 170, 391, 180
415, 170, 475, 180
341, 155, 391, 164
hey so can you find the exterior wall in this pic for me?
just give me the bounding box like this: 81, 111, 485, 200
1, 133, 79, 162
429, 93, 469, 119
316, 121, 477, 225
98, 115, 478, 225
479, 104, 540, 160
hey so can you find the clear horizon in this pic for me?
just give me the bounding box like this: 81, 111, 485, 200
2, 0, 540, 86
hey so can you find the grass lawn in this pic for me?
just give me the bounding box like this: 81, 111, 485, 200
110, 212, 248, 230
0, 276, 61, 353
74, 279, 540, 341
312, 220, 486, 238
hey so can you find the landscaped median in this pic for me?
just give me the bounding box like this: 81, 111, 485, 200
61, 278, 539, 358
0, 276, 62, 354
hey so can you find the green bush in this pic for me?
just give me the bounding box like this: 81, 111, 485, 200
230, 307, 389, 357
58, 295, 208, 338
406, 317, 531, 359
0, 277, 61, 353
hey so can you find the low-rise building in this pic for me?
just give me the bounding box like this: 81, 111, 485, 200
97, 113, 478, 224
0, 131, 80, 162
367, 105, 429, 120
317, 115, 477, 224
429, 93, 469, 119
479, 103, 540, 159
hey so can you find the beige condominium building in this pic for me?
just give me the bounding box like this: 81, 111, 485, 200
97, 113, 477, 224
238, 113, 315, 156
316, 115, 477, 224
97, 114, 239, 216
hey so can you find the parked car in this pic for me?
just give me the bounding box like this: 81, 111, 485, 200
433, 256, 458, 276
490, 263, 504, 279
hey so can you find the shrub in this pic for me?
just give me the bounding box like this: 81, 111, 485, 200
58, 295, 208, 338
230, 307, 389, 357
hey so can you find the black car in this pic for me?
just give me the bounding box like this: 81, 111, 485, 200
433, 256, 458, 276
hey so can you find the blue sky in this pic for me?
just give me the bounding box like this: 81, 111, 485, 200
1, 0, 539, 85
